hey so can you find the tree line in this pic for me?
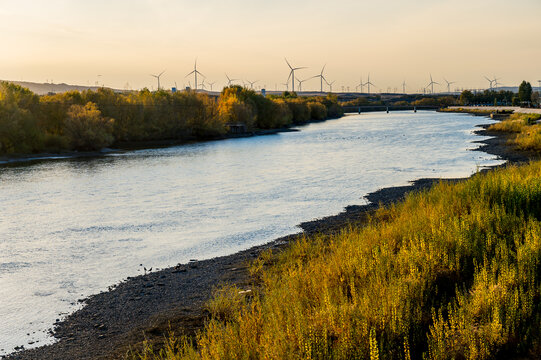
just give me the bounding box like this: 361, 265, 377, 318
0, 82, 343, 155
459, 81, 539, 107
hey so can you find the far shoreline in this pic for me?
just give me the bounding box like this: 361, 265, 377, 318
5, 111, 530, 360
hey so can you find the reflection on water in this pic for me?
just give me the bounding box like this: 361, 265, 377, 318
0, 111, 503, 354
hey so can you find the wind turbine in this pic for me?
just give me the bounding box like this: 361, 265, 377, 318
186, 60, 204, 90
281, 81, 289, 91
443, 78, 456, 93
150, 70, 165, 90
296, 76, 316, 92
484, 76, 495, 90
356, 76, 364, 93
247, 80, 259, 89
426, 74, 439, 94
364, 74, 376, 94
493, 76, 501, 90
325, 79, 335, 93
225, 74, 239, 86
208, 81, 216, 91
313, 64, 327, 93
285, 58, 306, 92
402, 80, 407, 94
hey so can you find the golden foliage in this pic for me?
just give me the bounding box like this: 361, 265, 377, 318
134, 161, 541, 359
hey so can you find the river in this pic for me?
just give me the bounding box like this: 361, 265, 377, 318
0, 111, 503, 354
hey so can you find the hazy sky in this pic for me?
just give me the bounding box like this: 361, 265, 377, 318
1, 0, 540, 92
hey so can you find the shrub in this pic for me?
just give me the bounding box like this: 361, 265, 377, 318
308, 102, 327, 120
63, 102, 114, 151
218, 94, 256, 129
286, 99, 311, 124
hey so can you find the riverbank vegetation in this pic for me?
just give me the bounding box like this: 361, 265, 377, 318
0, 82, 343, 156
133, 161, 541, 360
341, 94, 458, 108
488, 113, 541, 152
459, 83, 539, 107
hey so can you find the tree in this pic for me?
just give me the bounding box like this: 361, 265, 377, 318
459, 90, 474, 105
518, 81, 532, 105
531, 91, 540, 107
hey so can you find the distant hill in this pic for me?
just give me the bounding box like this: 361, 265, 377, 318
0, 80, 115, 95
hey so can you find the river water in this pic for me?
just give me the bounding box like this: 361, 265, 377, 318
0, 111, 503, 354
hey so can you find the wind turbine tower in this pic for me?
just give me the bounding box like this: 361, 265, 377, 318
247, 80, 259, 89
427, 74, 439, 94
364, 74, 375, 94
186, 60, 204, 90
356, 76, 364, 93
325, 79, 335, 93
402, 80, 406, 94
314, 65, 327, 93
484, 76, 495, 90
493, 76, 501, 90
285, 58, 306, 92
444, 78, 456, 94
150, 70, 165, 90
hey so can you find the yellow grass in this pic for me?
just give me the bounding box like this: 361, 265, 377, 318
489, 113, 541, 152
131, 162, 541, 360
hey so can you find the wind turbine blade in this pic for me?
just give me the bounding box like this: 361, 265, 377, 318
185, 70, 195, 77
321, 64, 326, 75
159, 70, 165, 77
285, 58, 293, 70
287, 70, 293, 83
293, 67, 307, 70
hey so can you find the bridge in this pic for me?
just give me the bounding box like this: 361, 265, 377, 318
342, 105, 439, 114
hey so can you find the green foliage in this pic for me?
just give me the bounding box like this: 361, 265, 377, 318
0, 82, 42, 154
307, 102, 327, 121
136, 162, 541, 359
460, 90, 475, 105
460, 89, 515, 106
285, 98, 311, 124
63, 102, 114, 151
518, 81, 533, 104
0, 83, 343, 156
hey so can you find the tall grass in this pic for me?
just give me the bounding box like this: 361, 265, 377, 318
132, 161, 541, 360
489, 113, 541, 152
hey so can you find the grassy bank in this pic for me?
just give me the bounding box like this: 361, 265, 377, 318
0, 82, 343, 156
132, 160, 541, 360
488, 113, 541, 152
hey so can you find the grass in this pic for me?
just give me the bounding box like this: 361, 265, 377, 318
488, 113, 541, 152
129, 162, 541, 360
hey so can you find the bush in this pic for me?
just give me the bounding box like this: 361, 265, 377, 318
63, 102, 114, 151
0, 82, 42, 154
286, 99, 311, 124
218, 94, 256, 129
308, 102, 327, 120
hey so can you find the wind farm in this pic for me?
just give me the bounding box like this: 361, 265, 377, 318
3, 1, 541, 360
